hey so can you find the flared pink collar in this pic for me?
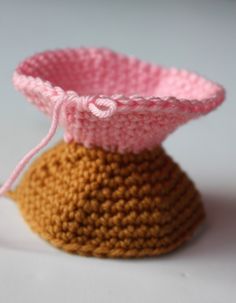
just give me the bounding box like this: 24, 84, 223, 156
0, 48, 225, 196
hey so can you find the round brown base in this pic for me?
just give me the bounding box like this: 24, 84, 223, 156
9, 142, 205, 258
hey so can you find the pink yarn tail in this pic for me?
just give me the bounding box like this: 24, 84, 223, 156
0, 99, 64, 197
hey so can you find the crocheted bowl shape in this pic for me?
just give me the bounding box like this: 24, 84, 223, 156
13, 48, 225, 153
9, 141, 205, 258
6, 48, 224, 257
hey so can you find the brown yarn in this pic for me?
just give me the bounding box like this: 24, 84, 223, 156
10, 141, 205, 258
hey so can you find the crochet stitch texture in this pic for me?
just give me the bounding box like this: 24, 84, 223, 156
1, 48, 225, 258
13, 48, 224, 153
9, 142, 204, 258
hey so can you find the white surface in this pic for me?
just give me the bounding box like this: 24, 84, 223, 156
0, 0, 235, 302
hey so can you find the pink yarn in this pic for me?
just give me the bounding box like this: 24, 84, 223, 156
13, 48, 225, 153
0, 97, 64, 196
0, 47, 225, 196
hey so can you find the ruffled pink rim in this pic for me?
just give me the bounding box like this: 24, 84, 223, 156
0, 48, 226, 196
0, 48, 226, 197
13, 48, 225, 118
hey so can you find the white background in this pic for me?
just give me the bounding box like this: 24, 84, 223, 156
0, 0, 235, 302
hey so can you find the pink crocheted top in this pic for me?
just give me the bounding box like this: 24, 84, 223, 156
0, 47, 225, 196
14, 48, 225, 153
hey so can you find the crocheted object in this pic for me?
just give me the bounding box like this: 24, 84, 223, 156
9, 142, 204, 258
0, 48, 225, 258
13, 48, 224, 153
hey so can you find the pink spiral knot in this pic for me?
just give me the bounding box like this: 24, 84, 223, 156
88, 97, 117, 118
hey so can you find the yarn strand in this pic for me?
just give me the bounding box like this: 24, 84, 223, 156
0, 99, 64, 197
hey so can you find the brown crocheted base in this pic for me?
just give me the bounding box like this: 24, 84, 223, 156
9, 142, 205, 258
